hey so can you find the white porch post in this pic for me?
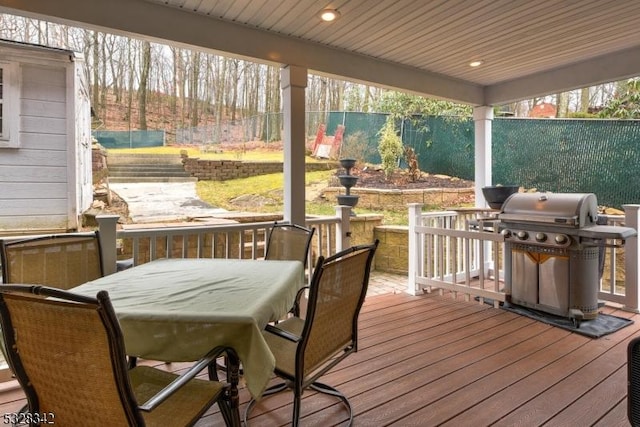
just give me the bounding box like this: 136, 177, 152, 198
408, 203, 424, 296
281, 65, 307, 225
473, 106, 494, 208
623, 204, 640, 312
96, 214, 119, 275
334, 205, 352, 251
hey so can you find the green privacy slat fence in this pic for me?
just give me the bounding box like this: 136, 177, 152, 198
328, 112, 476, 177
402, 116, 475, 179
493, 118, 640, 209
93, 130, 165, 148
328, 112, 640, 209
327, 112, 389, 164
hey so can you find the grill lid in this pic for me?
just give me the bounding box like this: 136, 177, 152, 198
499, 192, 598, 228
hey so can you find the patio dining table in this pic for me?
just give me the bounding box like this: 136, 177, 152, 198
70, 257, 304, 399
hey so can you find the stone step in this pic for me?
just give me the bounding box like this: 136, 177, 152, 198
109, 164, 186, 170
108, 170, 191, 178
109, 165, 188, 175
109, 176, 198, 183
106, 153, 192, 183
107, 153, 184, 166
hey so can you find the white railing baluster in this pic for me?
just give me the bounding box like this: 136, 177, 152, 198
95, 217, 343, 275
409, 207, 506, 303
406, 206, 640, 309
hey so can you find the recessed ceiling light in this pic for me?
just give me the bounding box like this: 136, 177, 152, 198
319, 8, 340, 22
469, 60, 484, 67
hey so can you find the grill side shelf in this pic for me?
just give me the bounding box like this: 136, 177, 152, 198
578, 225, 637, 240
498, 214, 579, 226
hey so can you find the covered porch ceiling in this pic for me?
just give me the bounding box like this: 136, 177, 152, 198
1, 0, 640, 106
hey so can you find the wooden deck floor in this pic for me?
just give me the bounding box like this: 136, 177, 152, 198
0, 272, 638, 426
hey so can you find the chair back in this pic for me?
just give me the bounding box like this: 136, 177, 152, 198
264, 223, 315, 266
0, 232, 103, 288
0, 285, 143, 425
300, 241, 378, 375
629, 336, 640, 426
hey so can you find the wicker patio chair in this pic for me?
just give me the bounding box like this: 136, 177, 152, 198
245, 240, 378, 426
264, 222, 315, 266
0, 284, 241, 427
0, 232, 103, 289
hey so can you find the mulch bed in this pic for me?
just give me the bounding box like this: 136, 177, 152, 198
339, 167, 474, 190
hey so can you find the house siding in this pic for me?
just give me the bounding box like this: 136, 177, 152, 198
0, 41, 89, 233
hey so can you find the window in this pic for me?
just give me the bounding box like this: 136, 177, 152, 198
0, 62, 19, 148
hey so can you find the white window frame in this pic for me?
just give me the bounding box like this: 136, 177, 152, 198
0, 61, 20, 148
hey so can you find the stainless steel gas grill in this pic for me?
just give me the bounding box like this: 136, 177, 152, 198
498, 192, 636, 326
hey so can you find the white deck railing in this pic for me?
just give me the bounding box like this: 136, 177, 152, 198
97, 206, 354, 281
408, 203, 640, 312
408, 204, 506, 307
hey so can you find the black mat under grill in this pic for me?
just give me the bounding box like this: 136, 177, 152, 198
502, 302, 633, 339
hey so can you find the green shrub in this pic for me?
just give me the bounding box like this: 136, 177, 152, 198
377, 117, 404, 178
340, 131, 376, 166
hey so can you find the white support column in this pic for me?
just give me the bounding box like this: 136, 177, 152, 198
623, 204, 640, 312
281, 65, 307, 225
473, 106, 494, 208
408, 203, 424, 295
335, 206, 352, 251
96, 214, 119, 276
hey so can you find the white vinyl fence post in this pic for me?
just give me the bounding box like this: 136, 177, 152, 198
335, 205, 352, 251
96, 214, 120, 276
408, 203, 424, 295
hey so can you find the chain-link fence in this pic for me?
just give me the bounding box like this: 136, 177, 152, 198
175, 112, 330, 146
92, 130, 165, 148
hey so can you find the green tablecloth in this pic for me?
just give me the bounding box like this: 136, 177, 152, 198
71, 258, 304, 398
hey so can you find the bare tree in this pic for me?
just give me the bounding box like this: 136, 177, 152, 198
189, 51, 201, 127
125, 39, 136, 128
91, 31, 101, 120
556, 92, 569, 118
229, 59, 240, 121
138, 41, 151, 130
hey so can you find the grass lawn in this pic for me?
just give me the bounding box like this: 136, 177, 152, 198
196, 170, 410, 225
109, 146, 415, 225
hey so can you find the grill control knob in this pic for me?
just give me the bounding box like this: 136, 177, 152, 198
535, 233, 547, 242
501, 229, 512, 238
517, 231, 528, 240
555, 234, 569, 245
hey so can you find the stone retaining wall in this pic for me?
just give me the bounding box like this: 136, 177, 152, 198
323, 186, 474, 210
373, 225, 409, 274
92, 144, 108, 184
182, 158, 338, 181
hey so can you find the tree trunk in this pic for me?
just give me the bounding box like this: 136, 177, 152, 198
138, 41, 151, 130
556, 92, 569, 118
230, 60, 239, 121
125, 39, 135, 126
92, 31, 100, 119
100, 38, 107, 123
189, 51, 200, 128
171, 47, 179, 118
580, 87, 590, 113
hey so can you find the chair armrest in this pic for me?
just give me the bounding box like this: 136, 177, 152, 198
138, 346, 237, 412
291, 286, 310, 317
265, 324, 301, 343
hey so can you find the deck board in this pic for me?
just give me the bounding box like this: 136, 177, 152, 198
0, 272, 638, 426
